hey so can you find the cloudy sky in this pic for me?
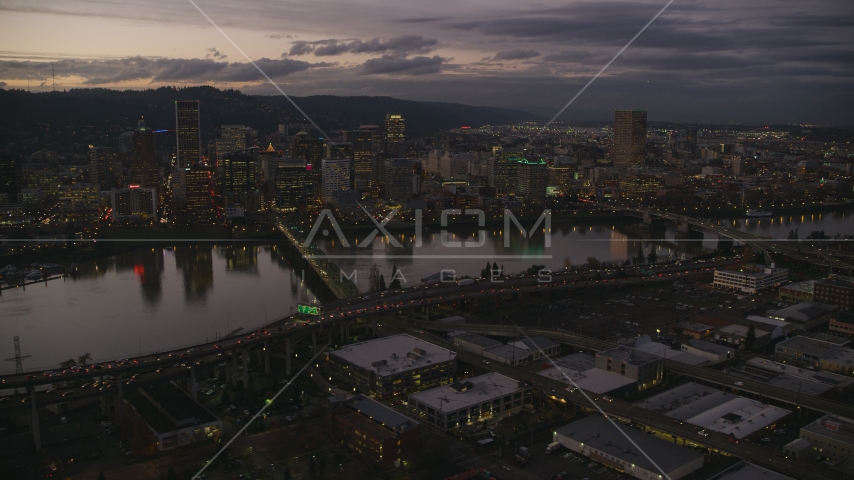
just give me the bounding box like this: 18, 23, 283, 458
0, 0, 852, 125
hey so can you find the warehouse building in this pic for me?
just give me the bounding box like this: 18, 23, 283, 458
537, 353, 637, 398
679, 339, 733, 363
553, 415, 704, 480
795, 414, 854, 463
595, 345, 664, 391
774, 334, 852, 370
326, 334, 456, 399
707, 461, 795, 480
768, 302, 839, 331
637, 382, 790, 439
407, 372, 531, 433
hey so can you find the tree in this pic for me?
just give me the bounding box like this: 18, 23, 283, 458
77, 352, 92, 366
284, 467, 292, 480
806, 230, 830, 240
647, 249, 658, 265
221, 390, 231, 405
636, 246, 646, 266
562, 256, 572, 270
368, 264, 380, 292
379, 274, 386, 291
745, 324, 757, 351
526, 264, 545, 275
586, 257, 601, 269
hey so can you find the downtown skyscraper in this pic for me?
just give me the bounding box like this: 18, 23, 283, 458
612, 110, 647, 168
175, 100, 201, 167
384, 113, 406, 157
130, 118, 160, 188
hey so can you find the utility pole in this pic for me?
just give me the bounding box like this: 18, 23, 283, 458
4, 336, 31, 374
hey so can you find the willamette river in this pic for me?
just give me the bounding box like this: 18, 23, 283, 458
1, 209, 852, 371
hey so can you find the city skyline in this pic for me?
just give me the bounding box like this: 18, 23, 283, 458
0, 1, 851, 125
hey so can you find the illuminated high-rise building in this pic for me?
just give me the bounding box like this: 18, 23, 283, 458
345, 129, 377, 182
130, 118, 160, 188
613, 110, 647, 168
384, 113, 406, 157
274, 159, 313, 209
383, 158, 414, 202
221, 151, 257, 208
185, 165, 215, 220
321, 158, 351, 203
175, 100, 201, 167
289, 131, 324, 168
88, 145, 118, 190
217, 125, 246, 157
517, 158, 547, 200
488, 156, 521, 196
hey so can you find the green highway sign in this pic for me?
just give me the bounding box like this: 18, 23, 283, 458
297, 304, 321, 315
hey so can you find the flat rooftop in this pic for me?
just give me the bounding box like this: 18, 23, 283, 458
127, 383, 219, 435
409, 372, 526, 413
637, 382, 790, 439
768, 302, 838, 322
454, 332, 502, 348
677, 322, 714, 333
745, 315, 790, 329
775, 335, 845, 358
597, 345, 660, 366
717, 324, 770, 338
628, 336, 707, 365
511, 336, 559, 351
743, 357, 854, 391
555, 416, 703, 474
707, 461, 795, 480
538, 364, 636, 394
802, 414, 854, 447
341, 394, 418, 434
330, 334, 456, 376
682, 339, 734, 355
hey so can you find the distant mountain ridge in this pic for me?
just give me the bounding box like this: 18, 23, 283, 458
0, 86, 541, 135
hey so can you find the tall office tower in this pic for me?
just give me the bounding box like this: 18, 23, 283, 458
88, 145, 118, 190
118, 131, 134, 153
130, 118, 160, 188
110, 186, 158, 219
289, 131, 324, 168
345, 129, 376, 182
274, 159, 313, 209
217, 125, 246, 157
326, 141, 355, 188
185, 166, 215, 220
321, 158, 352, 203
612, 110, 647, 168
175, 100, 201, 167
684, 128, 698, 156
384, 113, 406, 157
56, 183, 100, 222
221, 151, 257, 208
383, 158, 414, 202
517, 158, 547, 200
487, 156, 521, 196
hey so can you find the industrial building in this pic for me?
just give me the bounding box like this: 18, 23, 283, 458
814, 278, 854, 309
595, 345, 664, 390
714, 324, 772, 349
407, 372, 531, 433
123, 383, 221, 453
553, 415, 704, 480
768, 302, 840, 331
679, 339, 733, 363
638, 382, 790, 439
329, 394, 420, 469
778, 280, 815, 304
732, 357, 854, 397
326, 334, 456, 399
452, 332, 502, 355
623, 336, 707, 365
793, 414, 854, 463
774, 334, 853, 371
707, 461, 795, 480
713, 265, 788, 294
537, 353, 637, 398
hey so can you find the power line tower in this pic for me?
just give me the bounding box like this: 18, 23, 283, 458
5, 336, 31, 374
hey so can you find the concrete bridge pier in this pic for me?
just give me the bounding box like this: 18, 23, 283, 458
345, 322, 350, 340
643, 212, 653, 225
678, 221, 690, 234
189, 365, 197, 401
242, 349, 249, 390
231, 353, 239, 387
101, 395, 110, 415
115, 374, 124, 428
264, 341, 270, 374
285, 338, 292, 377
29, 386, 41, 451
340, 323, 346, 345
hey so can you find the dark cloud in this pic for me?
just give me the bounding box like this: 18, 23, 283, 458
490, 50, 541, 61
266, 33, 296, 39
0, 81, 6, 88
0, 56, 325, 85
356, 55, 445, 75
398, 16, 448, 24
289, 35, 438, 57
205, 48, 227, 60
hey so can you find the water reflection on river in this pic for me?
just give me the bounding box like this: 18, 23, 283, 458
0, 245, 319, 370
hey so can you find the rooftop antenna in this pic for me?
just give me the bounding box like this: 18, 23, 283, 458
4, 336, 32, 374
